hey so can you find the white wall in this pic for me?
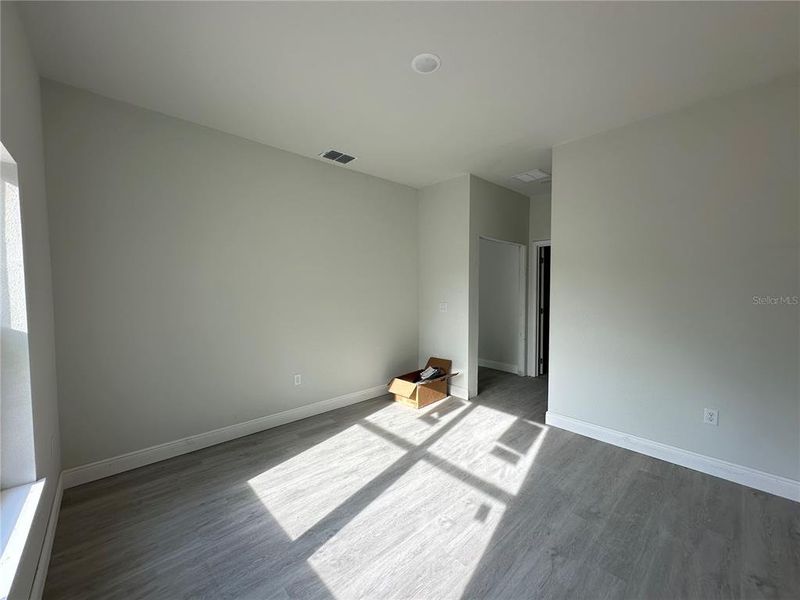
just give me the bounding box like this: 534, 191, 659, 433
417, 175, 470, 397
549, 76, 799, 481
41, 81, 419, 469
529, 192, 551, 242
478, 238, 523, 373
468, 176, 529, 395
1, 2, 62, 597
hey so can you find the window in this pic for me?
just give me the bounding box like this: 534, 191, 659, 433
1, 141, 36, 490
0, 142, 41, 599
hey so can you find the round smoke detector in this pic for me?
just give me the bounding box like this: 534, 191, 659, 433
411, 53, 441, 74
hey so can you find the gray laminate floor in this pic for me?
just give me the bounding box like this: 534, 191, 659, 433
45, 368, 799, 599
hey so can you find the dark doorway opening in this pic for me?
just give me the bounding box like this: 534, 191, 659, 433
536, 245, 551, 376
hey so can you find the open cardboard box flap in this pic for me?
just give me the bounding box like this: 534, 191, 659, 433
387, 377, 417, 397
424, 357, 451, 374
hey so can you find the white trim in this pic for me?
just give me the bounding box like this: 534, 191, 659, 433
517, 244, 527, 376
28, 474, 63, 600
449, 385, 469, 400
63, 385, 389, 489
478, 235, 523, 248
478, 358, 520, 375
527, 244, 535, 375
1, 481, 44, 600
528, 240, 551, 377
545, 411, 800, 502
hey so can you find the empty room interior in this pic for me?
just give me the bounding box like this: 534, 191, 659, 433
1, 1, 799, 599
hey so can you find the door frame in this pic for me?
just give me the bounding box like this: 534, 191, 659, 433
527, 240, 551, 377
478, 235, 528, 376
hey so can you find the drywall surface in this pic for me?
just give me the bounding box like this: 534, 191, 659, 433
41, 81, 419, 468
468, 175, 529, 395
417, 175, 470, 397
550, 76, 799, 480
1, 2, 62, 597
470, 176, 530, 246
478, 238, 523, 373
529, 192, 551, 241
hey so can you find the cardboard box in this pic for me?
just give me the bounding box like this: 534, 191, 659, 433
387, 357, 458, 409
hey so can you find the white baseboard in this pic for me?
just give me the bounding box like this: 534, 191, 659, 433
449, 385, 469, 400
62, 384, 389, 489
545, 411, 800, 503
29, 473, 63, 600
478, 358, 520, 375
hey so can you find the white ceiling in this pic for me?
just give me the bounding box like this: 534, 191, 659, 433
18, 1, 799, 195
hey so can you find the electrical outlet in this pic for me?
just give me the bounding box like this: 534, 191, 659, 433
439, 302, 448, 312
294, 374, 302, 386
703, 408, 718, 426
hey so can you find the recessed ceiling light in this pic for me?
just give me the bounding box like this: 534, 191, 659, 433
411, 53, 441, 75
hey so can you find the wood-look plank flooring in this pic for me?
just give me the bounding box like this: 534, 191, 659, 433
44, 368, 799, 599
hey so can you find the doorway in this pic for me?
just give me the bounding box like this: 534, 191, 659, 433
477, 237, 527, 391
528, 241, 551, 377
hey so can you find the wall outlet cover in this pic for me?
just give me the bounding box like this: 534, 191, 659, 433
703, 408, 719, 426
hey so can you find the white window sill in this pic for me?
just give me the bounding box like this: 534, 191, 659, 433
0, 479, 44, 600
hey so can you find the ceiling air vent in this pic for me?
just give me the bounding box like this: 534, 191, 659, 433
319, 149, 357, 164
512, 168, 551, 184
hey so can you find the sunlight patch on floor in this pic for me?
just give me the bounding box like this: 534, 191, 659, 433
307, 460, 508, 600
247, 423, 405, 540
427, 404, 548, 496
248, 395, 548, 597
363, 396, 470, 446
